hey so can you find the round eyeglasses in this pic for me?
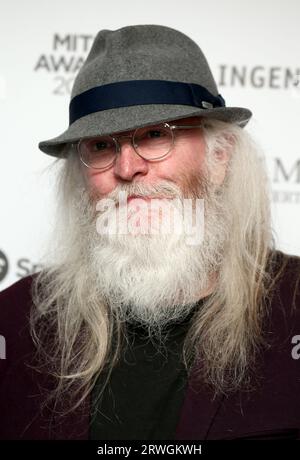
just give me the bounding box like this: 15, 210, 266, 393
76, 122, 203, 170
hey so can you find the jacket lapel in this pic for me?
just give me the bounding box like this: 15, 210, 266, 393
175, 364, 224, 440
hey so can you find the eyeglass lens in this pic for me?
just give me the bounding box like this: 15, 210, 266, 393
79, 125, 173, 169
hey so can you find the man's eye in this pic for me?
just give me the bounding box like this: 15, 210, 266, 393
95, 142, 107, 150
147, 129, 164, 138
92, 141, 109, 151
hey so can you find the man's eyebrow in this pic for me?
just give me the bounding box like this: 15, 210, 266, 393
109, 128, 136, 137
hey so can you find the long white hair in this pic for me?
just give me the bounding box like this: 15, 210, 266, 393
30, 118, 285, 414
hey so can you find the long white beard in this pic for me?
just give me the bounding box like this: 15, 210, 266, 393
74, 178, 228, 333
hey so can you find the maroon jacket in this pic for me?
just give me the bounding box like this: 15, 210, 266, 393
0, 249, 300, 440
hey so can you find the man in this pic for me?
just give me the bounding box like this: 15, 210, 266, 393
0, 24, 300, 440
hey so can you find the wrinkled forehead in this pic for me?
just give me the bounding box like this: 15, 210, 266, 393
111, 116, 203, 137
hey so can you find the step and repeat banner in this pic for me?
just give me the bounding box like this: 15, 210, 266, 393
0, 0, 299, 290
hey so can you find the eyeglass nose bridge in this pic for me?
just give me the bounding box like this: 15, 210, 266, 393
111, 133, 138, 154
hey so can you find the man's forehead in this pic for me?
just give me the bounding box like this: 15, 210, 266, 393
111, 116, 203, 137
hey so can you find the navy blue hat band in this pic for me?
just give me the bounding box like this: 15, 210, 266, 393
69, 80, 226, 125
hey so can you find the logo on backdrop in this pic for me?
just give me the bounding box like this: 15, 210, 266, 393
217, 65, 300, 204
291, 70, 300, 99
0, 250, 9, 283
218, 65, 300, 93
0, 250, 44, 286
271, 158, 300, 204
33, 44, 300, 96
33, 33, 94, 96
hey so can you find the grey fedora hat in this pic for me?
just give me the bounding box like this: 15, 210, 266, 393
38, 24, 252, 157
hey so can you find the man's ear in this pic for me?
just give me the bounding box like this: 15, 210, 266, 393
210, 133, 235, 185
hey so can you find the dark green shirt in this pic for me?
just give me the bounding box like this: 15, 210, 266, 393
89, 301, 204, 440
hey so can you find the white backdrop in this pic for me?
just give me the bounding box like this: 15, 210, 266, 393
0, 0, 300, 290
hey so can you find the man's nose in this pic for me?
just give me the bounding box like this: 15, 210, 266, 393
113, 136, 149, 181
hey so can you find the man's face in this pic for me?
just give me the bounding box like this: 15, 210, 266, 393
72, 115, 230, 329
80, 116, 226, 199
